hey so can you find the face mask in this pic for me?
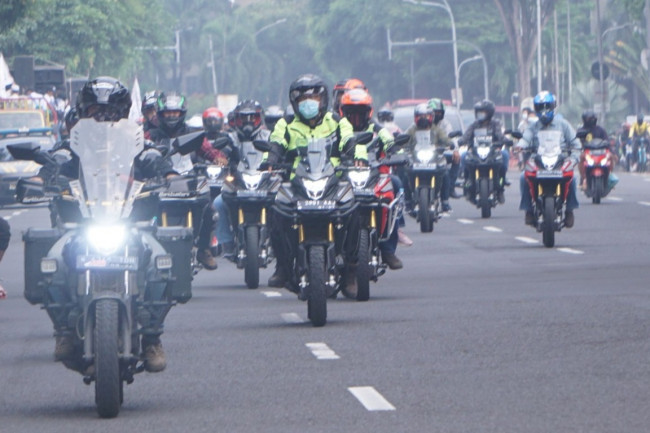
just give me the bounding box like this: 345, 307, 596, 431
521, 114, 528, 121
476, 112, 487, 122
298, 99, 320, 120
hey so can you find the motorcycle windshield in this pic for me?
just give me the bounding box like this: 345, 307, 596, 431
70, 118, 144, 220
536, 130, 562, 159
473, 128, 492, 147
239, 140, 264, 172
171, 153, 194, 175
295, 137, 335, 180
414, 130, 432, 151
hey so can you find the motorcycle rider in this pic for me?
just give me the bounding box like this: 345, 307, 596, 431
331, 78, 367, 119
212, 99, 270, 257
200, 107, 229, 165
265, 74, 367, 290
44, 76, 176, 372
515, 91, 580, 227
403, 102, 454, 213
339, 88, 404, 271
460, 99, 509, 203
264, 105, 285, 131
148, 92, 218, 270
577, 110, 616, 190
141, 90, 159, 139
0, 216, 9, 299
627, 113, 649, 170
377, 107, 402, 137
429, 98, 462, 197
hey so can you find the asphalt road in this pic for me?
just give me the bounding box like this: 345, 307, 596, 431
1, 171, 650, 433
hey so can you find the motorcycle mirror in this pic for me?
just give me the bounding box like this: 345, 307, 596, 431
7, 142, 41, 161
172, 131, 205, 156
448, 130, 462, 139
253, 140, 272, 152
213, 136, 231, 150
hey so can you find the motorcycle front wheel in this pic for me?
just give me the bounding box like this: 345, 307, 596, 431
307, 246, 327, 327
94, 299, 122, 418
592, 177, 604, 204
244, 226, 260, 289
542, 196, 556, 248
478, 178, 491, 218
355, 228, 371, 302
418, 188, 433, 233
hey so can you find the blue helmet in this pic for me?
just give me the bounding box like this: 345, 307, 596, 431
533, 91, 556, 125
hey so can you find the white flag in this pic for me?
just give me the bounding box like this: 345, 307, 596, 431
0, 53, 15, 98
128, 77, 142, 121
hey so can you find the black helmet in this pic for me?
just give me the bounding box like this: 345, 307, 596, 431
156, 92, 187, 135
414, 103, 433, 129
637, 113, 645, 124
428, 98, 445, 124
377, 108, 394, 123
76, 76, 131, 121
142, 91, 158, 113
264, 105, 284, 130
289, 74, 328, 123
581, 110, 597, 128
233, 99, 263, 139
474, 99, 495, 122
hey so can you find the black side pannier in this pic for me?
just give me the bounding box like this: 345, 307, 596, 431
23, 228, 62, 305
155, 226, 193, 304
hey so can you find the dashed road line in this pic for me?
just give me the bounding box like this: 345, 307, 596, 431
557, 247, 584, 255
261, 291, 282, 298
638, 201, 650, 206
515, 236, 540, 244
281, 313, 304, 324
457, 218, 474, 225
305, 342, 340, 360
606, 196, 623, 201
483, 226, 503, 233
348, 386, 396, 411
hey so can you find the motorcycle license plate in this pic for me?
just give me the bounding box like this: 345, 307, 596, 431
354, 188, 375, 196
413, 163, 437, 169
77, 255, 138, 271
537, 170, 563, 179
236, 190, 267, 198
297, 200, 336, 210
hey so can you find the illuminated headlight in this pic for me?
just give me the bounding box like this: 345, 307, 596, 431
40, 258, 58, 274
585, 154, 595, 166
416, 149, 434, 163
242, 172, 263, 190
477, 146, 490, 159
600, 156, 609, 166
86, 224, 127, 255
303, 178, 328, 200
541, 155, 558, 170
207, 166, 222, 179
348, 170, 370, 189
155, 254, 173, 270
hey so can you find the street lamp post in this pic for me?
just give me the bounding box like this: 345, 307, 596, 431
511, 92, 519, 129
236, 18, 287, 62
402, 0, 459, 110
457, 40, 488, 100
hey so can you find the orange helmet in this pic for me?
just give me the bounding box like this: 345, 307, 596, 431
340, 88, 373, 131
332, 78, 367, 113
202, 107, 224, 134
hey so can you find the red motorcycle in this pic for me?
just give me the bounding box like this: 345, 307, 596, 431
580, 135, 615, 204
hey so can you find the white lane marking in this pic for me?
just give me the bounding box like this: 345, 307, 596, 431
457, 218, 474, 224
606, 196, 623, 201
281, 313, 304, 324
261, 291, 282, 298
305, 342, 340, 360
483, 226, 503, 233
3, 216, 11, 220
515, 236, 539, 244
348, 386, 396, 411
639, 201, 650, 206
557, 247, 584, 255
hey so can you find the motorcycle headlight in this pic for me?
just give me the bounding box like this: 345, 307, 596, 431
242, 172, 263, 190
600, 155, 609, 166
86, 224, 127, 255
348, 170, 370, 189
302, 178, 329, 200
416, 149, 435, 163
541, 155, 559, 170
585, 154, 594, 166
207, 166, 222, 179
477, 146, 490, 159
